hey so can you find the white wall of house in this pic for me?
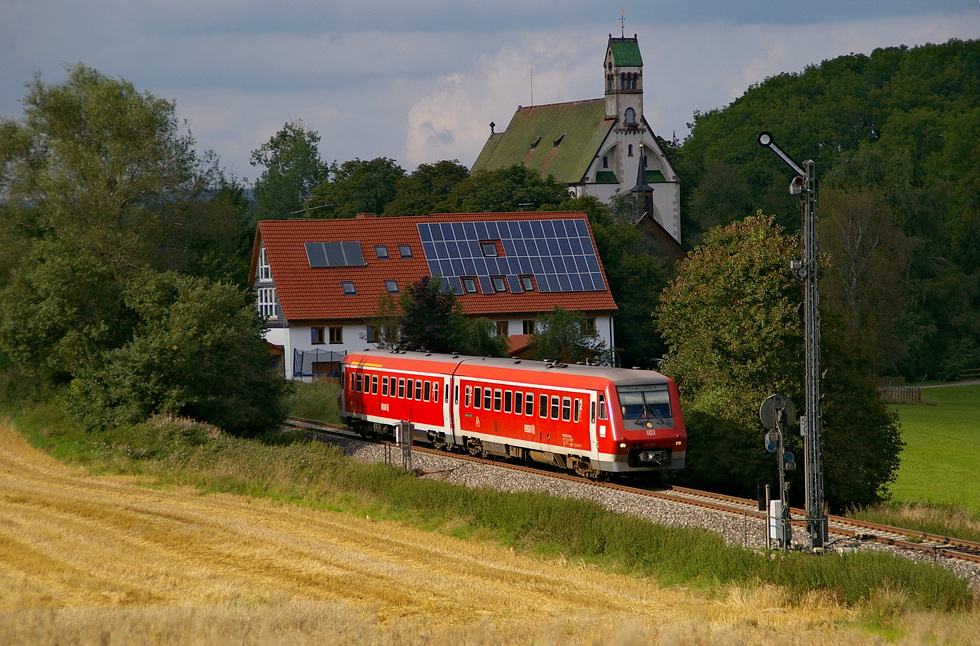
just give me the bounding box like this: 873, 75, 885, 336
265, 315, 616, 379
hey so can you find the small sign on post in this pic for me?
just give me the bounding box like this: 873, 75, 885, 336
396, 421, 413, 472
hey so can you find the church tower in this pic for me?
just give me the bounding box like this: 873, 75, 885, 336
604, 34, 643, 127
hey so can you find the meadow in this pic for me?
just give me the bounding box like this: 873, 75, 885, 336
852, 385, 980, 539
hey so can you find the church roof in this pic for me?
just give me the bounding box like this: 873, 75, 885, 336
471, 99, 612, 185
608, 37, 643, 67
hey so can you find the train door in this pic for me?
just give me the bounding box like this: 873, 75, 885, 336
587, 391, 600, 465
446, 375, 457, 445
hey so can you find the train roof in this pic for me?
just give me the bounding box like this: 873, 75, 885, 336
344, 349, 671, 386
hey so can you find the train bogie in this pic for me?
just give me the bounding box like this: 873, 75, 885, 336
339, 350, 686, 477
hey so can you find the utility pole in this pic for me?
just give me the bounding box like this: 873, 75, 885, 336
758, 132, 828, 551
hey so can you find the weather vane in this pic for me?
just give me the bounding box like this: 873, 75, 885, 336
620, 10, 626, 38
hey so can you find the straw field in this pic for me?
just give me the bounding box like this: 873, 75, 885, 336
0, 421, 977, 645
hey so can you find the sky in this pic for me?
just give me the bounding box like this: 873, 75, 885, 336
2, 1, 978, 184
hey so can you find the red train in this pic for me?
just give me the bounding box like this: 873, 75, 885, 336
338, 350, 686, 478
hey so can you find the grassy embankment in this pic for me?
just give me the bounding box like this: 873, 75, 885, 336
3, 379, 972, 622
851, 385, 980, 541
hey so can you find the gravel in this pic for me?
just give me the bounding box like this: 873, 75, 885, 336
318, 432, 980, 592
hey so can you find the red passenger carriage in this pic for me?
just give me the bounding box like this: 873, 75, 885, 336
339, 350, 686, 478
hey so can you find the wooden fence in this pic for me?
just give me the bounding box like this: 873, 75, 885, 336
878, 386, 922, 404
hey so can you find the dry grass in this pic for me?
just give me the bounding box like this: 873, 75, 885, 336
1, 421, 978, 645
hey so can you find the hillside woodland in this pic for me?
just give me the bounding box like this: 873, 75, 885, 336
671, 38, 980, 381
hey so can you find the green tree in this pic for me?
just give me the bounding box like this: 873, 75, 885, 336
818, 188, 910, 374
306, 157, 405, 219
657, 213, 902, 510
440, 165, 569, 213
0, 64, 222, 272
528, 307, 608, 364
0, 240, 134, 382
249, 121, 328, 220
382, 159, 470, 217
67, 271, 288, 436
394, 277, 507, 357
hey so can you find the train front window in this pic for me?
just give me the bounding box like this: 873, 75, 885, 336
616, 384, 672, 427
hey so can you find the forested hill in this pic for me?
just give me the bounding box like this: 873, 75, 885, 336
671, 38, 979, 381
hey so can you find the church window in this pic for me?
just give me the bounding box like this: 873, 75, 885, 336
628, 144, 634, 157
625, 108, 636, 125
602, 156, 608, 169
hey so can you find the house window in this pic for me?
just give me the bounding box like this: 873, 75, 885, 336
375, 245, 389, 259
495, 320, 509, 336
311, 327, 325, 345
398, 244, 412, 258
385, 280, 399, 293
365, 325, 379, 343
492, 276, 507, 292
522, 319, 535, 335
481, 241, 499, 257
258, 247, 272, 281
586, 318, 597, 332
329, 326, 343, 344
342, 281, 356, 295
462, 277, 477, 293
519, 276, 534, 292
257, 287, 278, 318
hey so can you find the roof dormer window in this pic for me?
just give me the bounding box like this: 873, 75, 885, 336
398, 244, 412, 258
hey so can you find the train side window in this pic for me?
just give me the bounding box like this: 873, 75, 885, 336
424, 381, 431, 402
355, 373, 363, 392
515, 392, 523, 415
414, 380, 422, 400
445, 384, 449, 402
539, 394, 548, 418
504, 390, 513, 413
590, 401, 595, 423
525, 392, 534, 416
465, 385, 472, 407
598, 393, 608, 420
398, 378, 405, 398
454, 385, 459, 404
493, 389, 502, 412
433, 381, 440, 403
484, 387, 492, 410
406, 379, 414, 400
562, 397, 571, 421
551, 395, 560, 419
474, 386, 482, 409
573, 399, 581, 423
382, 376, 389, 397
371, 375, 378, 395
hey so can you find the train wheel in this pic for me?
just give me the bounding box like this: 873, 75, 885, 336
572, 458, 601, 480
466, 438, 484, 458
429, 432, 448, 451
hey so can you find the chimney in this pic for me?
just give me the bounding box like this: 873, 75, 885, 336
355, 212, 376, 219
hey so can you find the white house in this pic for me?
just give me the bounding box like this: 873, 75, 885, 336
249, 211, 619, 379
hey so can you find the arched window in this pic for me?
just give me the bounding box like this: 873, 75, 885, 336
625, 108, 636, 125
627, 144, 634, 157
602, 155, 608, 168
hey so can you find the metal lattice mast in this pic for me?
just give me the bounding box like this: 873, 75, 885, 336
758, 133, 827, 551
802, 159, 826, 549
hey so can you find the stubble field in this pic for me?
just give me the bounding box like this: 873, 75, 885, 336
0, 421, 975, 645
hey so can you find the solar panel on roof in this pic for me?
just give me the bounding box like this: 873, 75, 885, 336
416, 218, 605, 294
304, 241, 366, 268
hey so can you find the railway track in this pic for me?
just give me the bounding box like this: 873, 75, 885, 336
284, 417, 980, 565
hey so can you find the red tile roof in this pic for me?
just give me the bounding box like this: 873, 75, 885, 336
251, 212, 618, 322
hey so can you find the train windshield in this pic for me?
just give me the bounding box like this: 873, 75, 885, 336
616, 384, 672, 427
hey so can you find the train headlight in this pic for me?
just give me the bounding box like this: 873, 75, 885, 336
675, 440, 683, 446
618, 442, 627, 449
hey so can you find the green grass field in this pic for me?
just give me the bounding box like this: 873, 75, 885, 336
889, 385, 980, 513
